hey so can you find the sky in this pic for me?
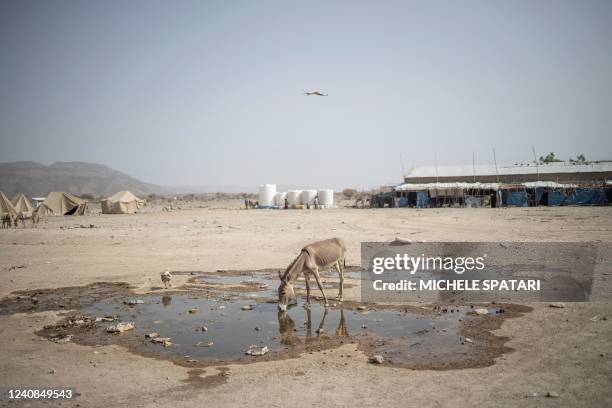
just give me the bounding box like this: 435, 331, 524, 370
0, 0, 611, 190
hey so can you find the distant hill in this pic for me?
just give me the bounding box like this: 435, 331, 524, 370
0, 161, 166, 198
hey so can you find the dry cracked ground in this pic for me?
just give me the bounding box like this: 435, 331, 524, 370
1, 204, 611, 407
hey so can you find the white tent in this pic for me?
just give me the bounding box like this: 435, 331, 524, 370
11, 193, 34, 213
38, 192, 87, 216
101, 191, 144, 214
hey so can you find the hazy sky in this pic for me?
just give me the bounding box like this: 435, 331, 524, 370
1, 1, 611, 189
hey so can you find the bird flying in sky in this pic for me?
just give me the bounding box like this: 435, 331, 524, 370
304, 91, 328, 96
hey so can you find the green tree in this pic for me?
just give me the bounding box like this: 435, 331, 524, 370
539, 152, 562, 163
569, 154, 587, 163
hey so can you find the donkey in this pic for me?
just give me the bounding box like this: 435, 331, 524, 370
277, 238, 346, 311
14, 211, 39, 228
1, 213, 13, 228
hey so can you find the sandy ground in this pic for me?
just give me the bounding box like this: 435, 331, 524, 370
1, 205, 611, 407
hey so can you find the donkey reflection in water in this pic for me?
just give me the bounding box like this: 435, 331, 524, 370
278, 307, 348, 346
277, 238, 347, 311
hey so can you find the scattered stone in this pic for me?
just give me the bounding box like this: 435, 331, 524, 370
124, 299, 144, 305
188, 309, 197, 314
369, 355, 384, 364
106, 322, 135, 333
464, 338, 473, 343
245, 345, 269, 356
48, 368, 56, 374
145, 333, 159, 339
254, 326, 261, 331
163, 340, 173, 347
50, 334, 73, 344
95, 316, 116, 322
549, 303, 565, 309
473, 308, 489, 315
201, 326, 208, 332
196, 341, 214, 347
152, 337, 171, 344
241, 304, 253, 311
361, 324, 367, 329
546, 391, 560, 398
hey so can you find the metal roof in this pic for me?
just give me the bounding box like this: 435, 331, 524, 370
404, 162, 612, 179
396, 182, 502, 191
395, 181, 580, 191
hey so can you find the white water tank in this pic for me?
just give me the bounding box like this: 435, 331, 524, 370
300, 189, 318, 205
287, 190, 302, 206
258, 184, 276, 207
274, 192, 287, 207
318, 189, 334, 208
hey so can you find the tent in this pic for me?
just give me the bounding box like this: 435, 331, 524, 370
37, 192, 87, 216
547, 190, 567, 206
101, 191, 144, 214
503, 190, 528, 207
0, 191, 18, 217
565, 188, 609, 206
11, 193, 34, 213
415, 191, 431, 208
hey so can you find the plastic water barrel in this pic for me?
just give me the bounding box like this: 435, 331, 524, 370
258, 184, 276, 207
287, 190, 302, 206
274, 192, 287, 207
300, 189, 317, 205
318, 189, 334, 208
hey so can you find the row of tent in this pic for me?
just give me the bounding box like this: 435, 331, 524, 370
0, 190, 145, 217
1, 191, 36, 217
388, 182, 612, 208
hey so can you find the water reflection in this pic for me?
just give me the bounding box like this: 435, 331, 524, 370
162, 295, 172, 307
278, 307, 349, 346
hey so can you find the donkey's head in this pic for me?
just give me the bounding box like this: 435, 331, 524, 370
277, 283, 295, 311
277, 270, 296, 311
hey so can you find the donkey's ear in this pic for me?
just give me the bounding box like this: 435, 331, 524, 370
278, 270, 282, 280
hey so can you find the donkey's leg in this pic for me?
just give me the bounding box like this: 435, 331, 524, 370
335, 259, 345, 301
310, 267, 329, 307
304, 273, 311, 305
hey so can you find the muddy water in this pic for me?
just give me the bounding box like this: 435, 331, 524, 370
74, 295, 474, 366
1, 271, 529, 370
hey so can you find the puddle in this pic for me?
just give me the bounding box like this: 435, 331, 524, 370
0, 271, 530, 370
183, 270, 356, 299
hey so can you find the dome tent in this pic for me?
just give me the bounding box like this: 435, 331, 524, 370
101, 191, 144, 214
11, 193, 34, 213
38, 192, 87, 216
